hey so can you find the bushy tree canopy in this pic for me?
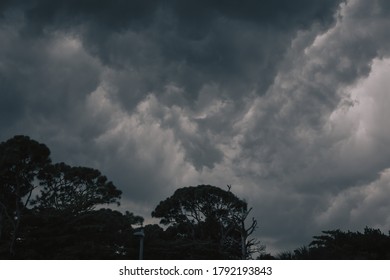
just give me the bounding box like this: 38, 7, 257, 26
32, 162, 122, 214
0, 135, 141, 259
277, 227, 390, 260
0, 135, 51, 255
152, 185, 259, 259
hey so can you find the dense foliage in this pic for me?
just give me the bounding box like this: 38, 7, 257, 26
0, 135, 141, 259
275, 227, 390, 260
152, 185, 259, 259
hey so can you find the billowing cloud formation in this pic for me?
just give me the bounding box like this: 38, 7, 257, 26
1, 0, 390, 253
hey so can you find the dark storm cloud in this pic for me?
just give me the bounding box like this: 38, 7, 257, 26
3, 0, 342, 29
237, 0, 390, 186
1, 0, 159, 30
204, 0, 390, 251
0, 25, 101, 131
0, 0, 343, 106
3, 0, 390, 254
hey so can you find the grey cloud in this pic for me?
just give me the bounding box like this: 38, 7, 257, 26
238, 0, 390, 185
4, 0, 342, 30
0, 17, 104, 159
1, 0, 343, 107
224, 0, 390, 251
2, 0, 390, 255
315, 168, 390, 232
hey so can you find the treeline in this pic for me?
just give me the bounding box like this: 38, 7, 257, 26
1, 135, 389, 259
260, 227, 390, 260
0, 135, 259, 259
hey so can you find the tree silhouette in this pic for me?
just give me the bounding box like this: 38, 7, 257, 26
0, 135, 51, 255
17, 208, 142, 259
18, 161, 137, 259
308, 227, 390, 259
276, 227, 390, 260
31, 162, 122, 214
152, 185, 259, 259
0, 135, 142, 259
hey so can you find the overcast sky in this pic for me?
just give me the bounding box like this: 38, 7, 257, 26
1, 0, 390, 254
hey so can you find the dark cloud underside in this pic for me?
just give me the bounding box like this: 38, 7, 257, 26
2, 0, 390, 253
